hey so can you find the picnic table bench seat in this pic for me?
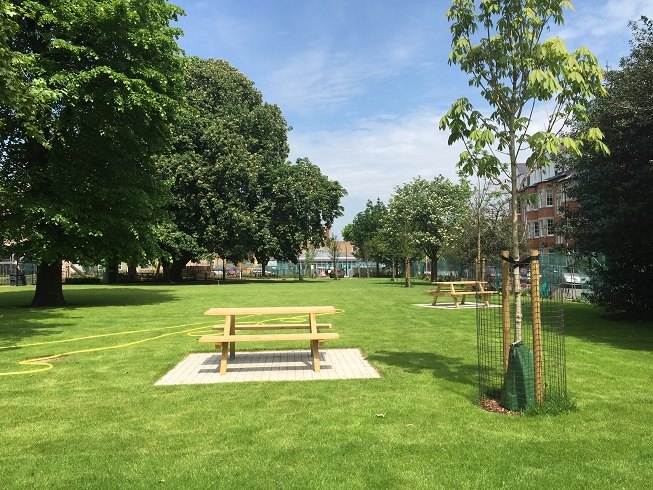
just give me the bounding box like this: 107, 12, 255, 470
212, 323, 332, 331
202, 305, 339, 375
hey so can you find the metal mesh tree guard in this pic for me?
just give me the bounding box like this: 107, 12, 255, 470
477, 251, 567, 411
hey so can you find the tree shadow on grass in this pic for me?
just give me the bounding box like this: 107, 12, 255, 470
0, 306, 71, 348
564, 303, 653, 352
62, 287, 177, 308
368, 350, 478, 388
0, 287, 177, 348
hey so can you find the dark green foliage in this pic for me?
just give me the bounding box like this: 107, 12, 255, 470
0, 0, 185, 304
566, 17, 653, 318
342, 199, 387, 275
263, 158, 346, 264
157, 57, 284, 277
157, 58, 345, 278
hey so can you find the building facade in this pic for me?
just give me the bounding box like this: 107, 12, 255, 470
519, 166, 577, 253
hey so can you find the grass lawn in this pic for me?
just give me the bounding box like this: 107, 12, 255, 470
1, 279, 652, 489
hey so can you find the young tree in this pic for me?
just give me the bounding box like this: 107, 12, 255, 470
384, 176, 471, 283
439, 0, 608, 339
383, 184, 427, 288
324, 234, 341, 280
447, 177, 512, 275
565, 17, 653, 317
0, 0, 185, 305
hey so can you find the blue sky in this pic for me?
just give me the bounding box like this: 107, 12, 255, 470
173, 0, 653, 235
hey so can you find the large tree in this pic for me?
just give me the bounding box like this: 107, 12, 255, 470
0, 0, 185, 305
156, 57, 289, 280
565, 17, 653, 318
439, 0, 608, 339
342, 198, 387, 277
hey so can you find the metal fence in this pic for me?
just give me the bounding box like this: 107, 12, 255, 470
0, 260, 37, 286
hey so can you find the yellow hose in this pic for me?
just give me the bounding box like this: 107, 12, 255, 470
0, 310, 343, 377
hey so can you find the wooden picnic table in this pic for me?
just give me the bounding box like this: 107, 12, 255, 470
426, 281, 494, 308
199, 306, 339, 375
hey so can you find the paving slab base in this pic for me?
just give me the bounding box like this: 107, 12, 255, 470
156, 348, 380, 385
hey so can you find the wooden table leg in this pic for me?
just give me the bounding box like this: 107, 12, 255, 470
309, 312, 321, 371
228, 315, 236, 359
311, 339, 320, 372
220, 342, 229, 375
450, 284, 460, 308
432, 285, 442, 305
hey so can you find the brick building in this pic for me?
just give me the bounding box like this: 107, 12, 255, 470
519, 165, 577, 253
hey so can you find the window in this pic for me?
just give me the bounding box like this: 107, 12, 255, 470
546, 189, 553, 207
547, 218, 555, 236
533, 221, 541, 237
555, 194, 563, 215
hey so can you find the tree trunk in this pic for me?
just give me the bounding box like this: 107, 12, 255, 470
510, 139, 523, 342
104, 259, 120, 284
430, 254, 439, 283
163, 253, 191, 282
32, 261, 65, 307
168, 258, 188, 282
375, 261, 380, 278
261, 258, 268, 277
127, 262, 138, 282
404, 257, 411, 288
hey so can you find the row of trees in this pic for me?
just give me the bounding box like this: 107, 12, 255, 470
343, 175, 512, 287
0, 1, 346, 306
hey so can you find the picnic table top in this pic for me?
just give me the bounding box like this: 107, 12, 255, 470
431, 280, 487, 286
204, 305, 337, 316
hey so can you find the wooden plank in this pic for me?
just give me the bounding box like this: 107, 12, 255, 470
228, 315, 236, 359
199, 333, 339, 343
426, 291, 495, 297
204, 306, 337, 316
211, 323, 332, 330
431, 281, 487, 286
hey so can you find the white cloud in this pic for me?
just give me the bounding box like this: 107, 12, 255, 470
267, 46, 379, 114
558, 0, 653, 62
288, 108, 465, 203
266, 6, 439, 116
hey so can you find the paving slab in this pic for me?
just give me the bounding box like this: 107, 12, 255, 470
155, 348, 380, 385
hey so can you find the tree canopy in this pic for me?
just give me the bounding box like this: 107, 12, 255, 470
439, 0, 608, 338
157, 58, 345, 279
0, 0, 185, 305
565, 17, 653, 318
384, 176, 471, 283
156, 57, 289, 279
342, 199, 387, 277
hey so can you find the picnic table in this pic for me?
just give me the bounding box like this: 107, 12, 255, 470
426, 281, 494, 308
199, 306, 339, 375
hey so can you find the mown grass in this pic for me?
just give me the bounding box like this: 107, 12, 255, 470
1, 279, 652, 489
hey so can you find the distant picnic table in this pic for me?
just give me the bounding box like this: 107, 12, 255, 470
426, 281, 494, 308
199, 306, 339, 375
